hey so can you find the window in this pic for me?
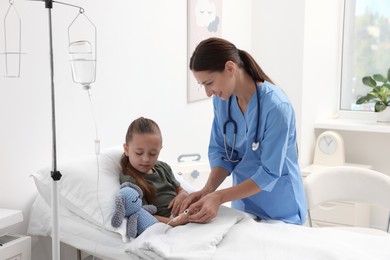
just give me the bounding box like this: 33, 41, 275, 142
340, 0, 390, 111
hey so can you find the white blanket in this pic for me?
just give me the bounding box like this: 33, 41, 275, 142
125, 206, 390, 260
125, 206, 247, 260
214, 218, 390, 260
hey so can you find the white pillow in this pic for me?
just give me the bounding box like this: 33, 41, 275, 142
31, 146, 123, 232
31, 146, 195, 238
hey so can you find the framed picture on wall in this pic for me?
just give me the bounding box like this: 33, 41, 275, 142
187, 0, 222, 103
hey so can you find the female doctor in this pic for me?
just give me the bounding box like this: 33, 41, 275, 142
179, 37, 306, 225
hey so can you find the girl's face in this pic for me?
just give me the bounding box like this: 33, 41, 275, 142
192, 62, 236, 100
124, 133, 162, 174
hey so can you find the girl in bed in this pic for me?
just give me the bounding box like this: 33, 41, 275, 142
120, 116, 190, 227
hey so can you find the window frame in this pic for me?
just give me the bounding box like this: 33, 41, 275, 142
339, 0, 390, 116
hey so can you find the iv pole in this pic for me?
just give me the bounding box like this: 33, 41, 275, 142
45, 1, 96, 258
45, 1, 62, 259
3, 1, 96, 258
25, 1, 94, 259
2, 1, 61, 258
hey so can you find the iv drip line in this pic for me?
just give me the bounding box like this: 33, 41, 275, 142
86, 88, 105, 234
86, 88, 100, 155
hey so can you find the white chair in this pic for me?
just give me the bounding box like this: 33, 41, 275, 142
304, 166, 390, 236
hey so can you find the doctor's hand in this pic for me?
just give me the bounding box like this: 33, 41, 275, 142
187, 191, 223, 224
178, 189, 204, 214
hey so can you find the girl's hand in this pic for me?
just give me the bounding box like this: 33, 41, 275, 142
167, 211, 190, 227
168, 191, 188, 217
154, 215, 189, 227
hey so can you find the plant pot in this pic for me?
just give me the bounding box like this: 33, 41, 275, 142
376, 108, 390, 123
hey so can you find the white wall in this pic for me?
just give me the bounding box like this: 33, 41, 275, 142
301, 0, 345, 166
0, 0, 252, 246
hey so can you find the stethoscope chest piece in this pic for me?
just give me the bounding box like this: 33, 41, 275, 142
252, 141, 259, 151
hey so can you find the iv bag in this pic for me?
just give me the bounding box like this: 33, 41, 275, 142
69, 40, 95, 89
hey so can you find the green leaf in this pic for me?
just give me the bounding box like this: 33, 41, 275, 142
387, 68, 390, 82
374, 102, 387, 112
362, 76, 376, 87
356, 96, 369, 104
368, 91, 379, 98
373, 86, 382, 93
378, 87, 390, 104
373, 74, 387, 83
356, 93, 378, 104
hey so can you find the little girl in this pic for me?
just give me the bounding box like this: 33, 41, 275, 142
120, 117, 189, 226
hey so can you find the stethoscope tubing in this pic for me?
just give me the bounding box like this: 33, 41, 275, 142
222, 81, 261, 162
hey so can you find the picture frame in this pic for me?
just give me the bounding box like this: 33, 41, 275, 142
187, 0, 222, 103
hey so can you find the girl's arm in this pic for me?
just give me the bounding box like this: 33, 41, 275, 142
154, 214, 189, 227
155, 215, 170, 223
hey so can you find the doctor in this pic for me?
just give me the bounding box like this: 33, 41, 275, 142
179, 37, 306, 225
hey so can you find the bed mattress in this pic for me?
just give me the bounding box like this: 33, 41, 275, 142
28, 194, 133, 260
28, 194, 390, 260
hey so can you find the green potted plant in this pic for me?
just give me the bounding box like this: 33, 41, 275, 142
356, 68, 390, 113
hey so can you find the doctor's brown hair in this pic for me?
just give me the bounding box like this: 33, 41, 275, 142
120, 117, 161, 203
189, 37, 274, 84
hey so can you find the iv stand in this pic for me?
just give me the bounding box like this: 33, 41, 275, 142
27, 1, 92, 259
3, 1, 95, 258
45, 1, 62, 259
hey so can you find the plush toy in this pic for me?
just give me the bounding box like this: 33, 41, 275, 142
111, 182, 159, 238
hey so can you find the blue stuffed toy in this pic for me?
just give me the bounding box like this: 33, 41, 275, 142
111, 182, 158, 238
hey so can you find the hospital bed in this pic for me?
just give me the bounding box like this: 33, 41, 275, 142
27, 147, 390, 260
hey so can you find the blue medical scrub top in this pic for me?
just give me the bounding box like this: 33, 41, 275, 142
208, 81, 306, 224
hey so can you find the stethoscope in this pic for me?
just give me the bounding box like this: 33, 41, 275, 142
222, 82, 260, 162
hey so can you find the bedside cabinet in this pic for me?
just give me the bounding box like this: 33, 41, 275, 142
302, 163, 372, 228
0, 209, 23, 230
0, 233, 31, 260
0, 209, 31, 260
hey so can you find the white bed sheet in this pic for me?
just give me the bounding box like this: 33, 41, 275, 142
29, 194, 390, 260
28, 194, 134, 260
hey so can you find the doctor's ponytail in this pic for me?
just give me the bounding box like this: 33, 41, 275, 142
237, 48, 274, 84
190, 37, 274, 84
